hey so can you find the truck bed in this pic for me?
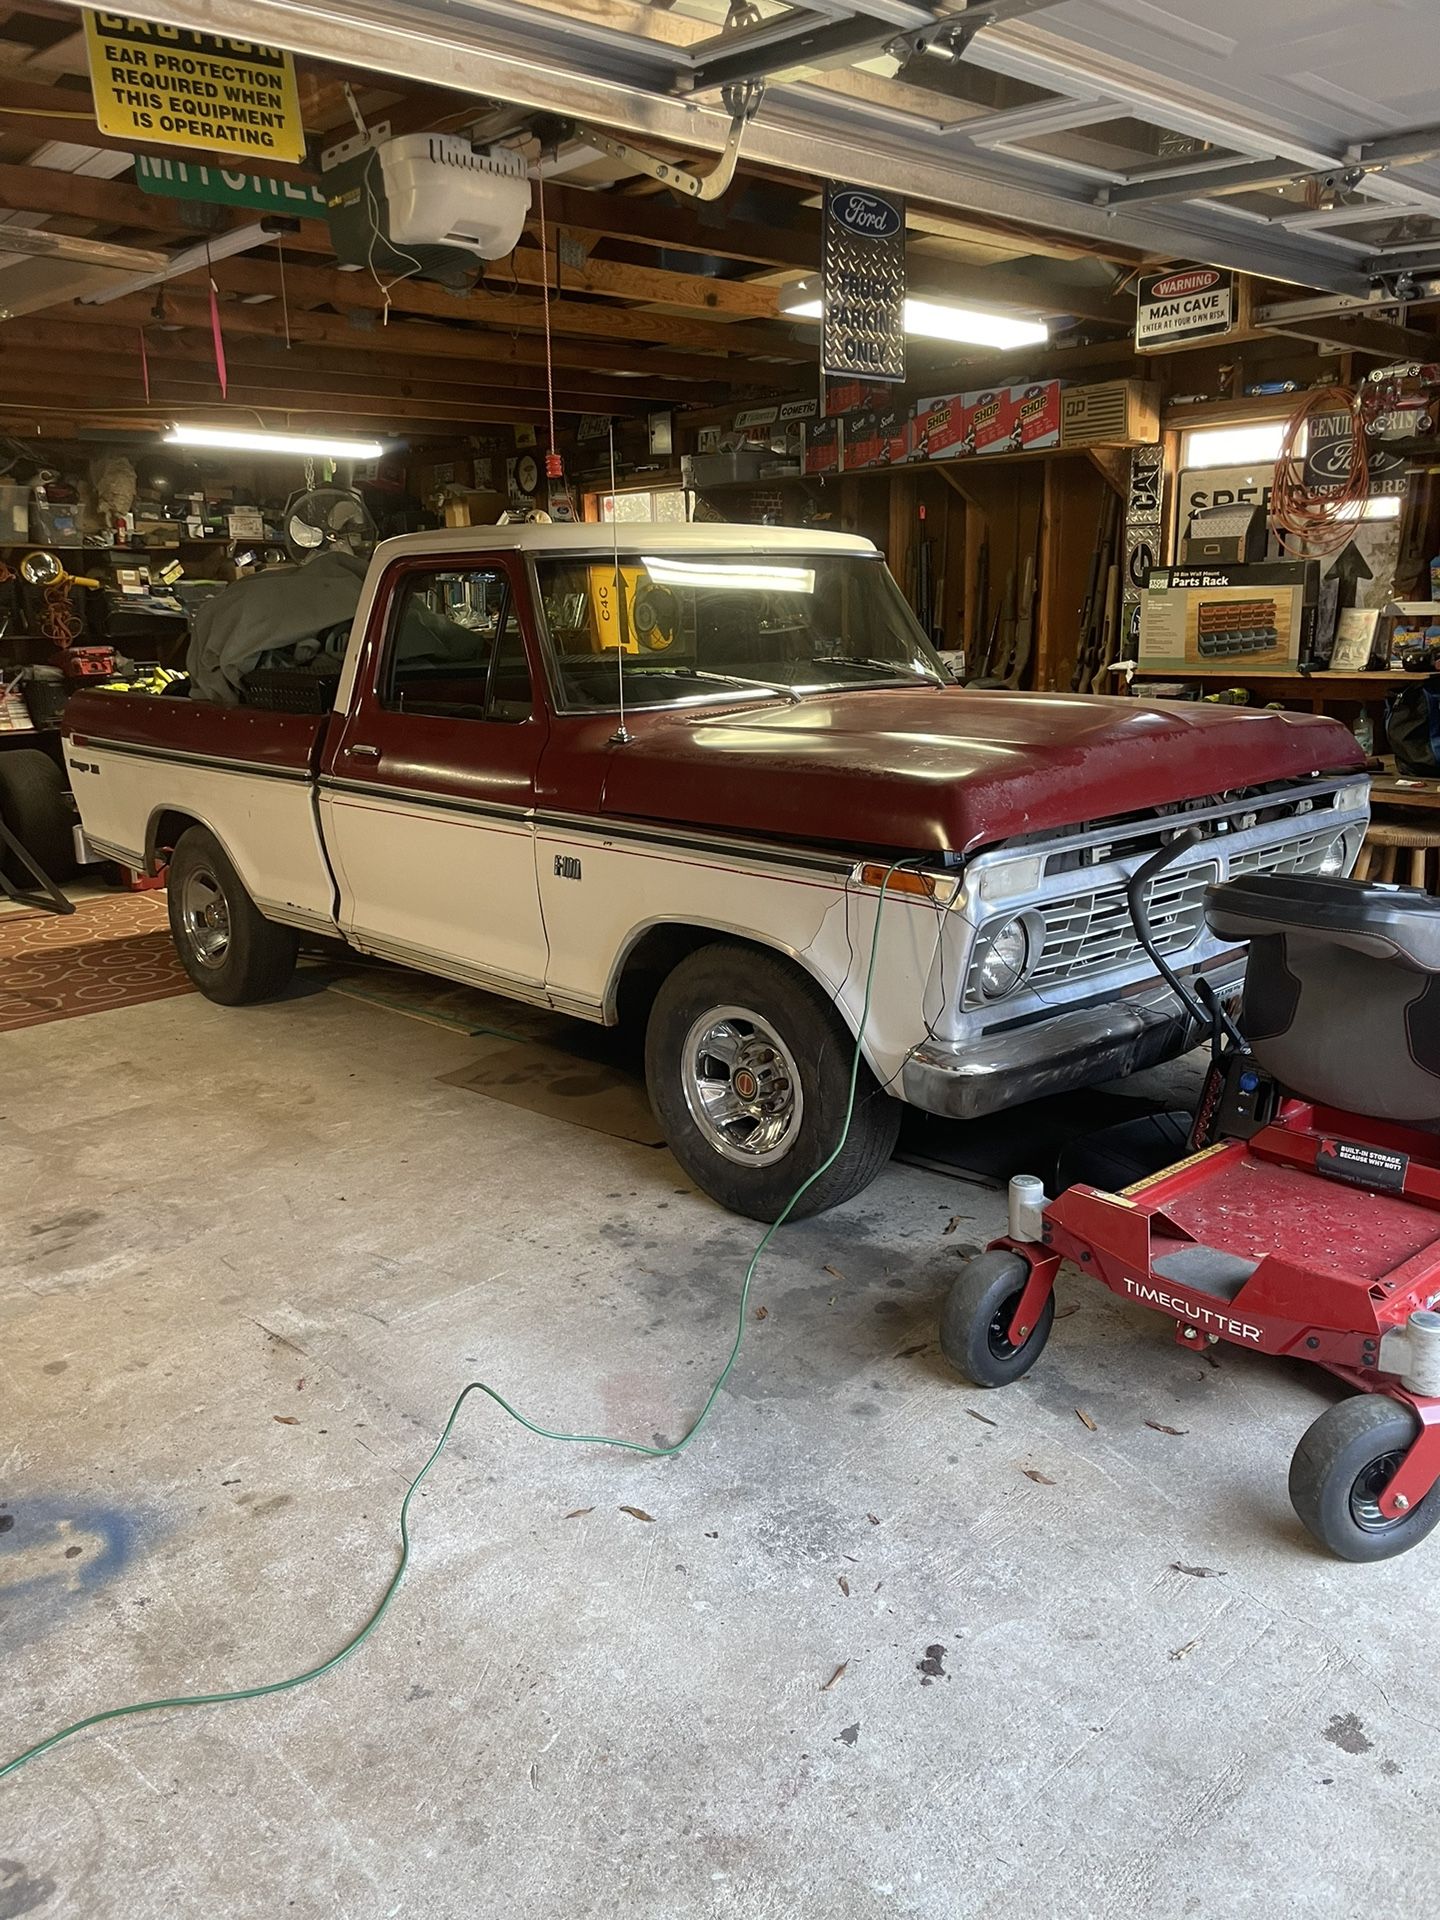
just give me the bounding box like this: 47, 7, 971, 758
66, 688, 330, 775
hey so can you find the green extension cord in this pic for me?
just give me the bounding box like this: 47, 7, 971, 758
1, 859, 920, 1783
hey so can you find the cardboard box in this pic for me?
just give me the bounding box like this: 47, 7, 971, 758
912, 391, 969, 461
1012, 380, 1061, 452
842, 410, 886, 471
880, 404, 910, 465
968, 388, 1010, 456
1138, 560, 1320, 673
1060, 379, 1161, 449
803, 417, 839, 477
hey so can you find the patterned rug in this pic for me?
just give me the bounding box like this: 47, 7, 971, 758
0, 892, 192, 1032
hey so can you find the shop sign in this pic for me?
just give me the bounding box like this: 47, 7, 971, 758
1303, 408, 1411, 498
83, 11, 305, 163
136, 153, 324, 212
822, 183, 905, 383
1135, 265, 1234, 350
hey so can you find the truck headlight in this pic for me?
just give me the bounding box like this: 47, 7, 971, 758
1318, 834, 1348, 875
973, 914, 1038, 999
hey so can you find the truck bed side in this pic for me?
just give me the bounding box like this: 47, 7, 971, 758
63, 691, 338, 933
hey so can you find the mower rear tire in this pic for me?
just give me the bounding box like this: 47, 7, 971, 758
940, 1249, 1055, 1389
1289, 1393, 1440, 1562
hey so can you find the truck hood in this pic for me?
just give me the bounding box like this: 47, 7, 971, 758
600, 687, 1365, 855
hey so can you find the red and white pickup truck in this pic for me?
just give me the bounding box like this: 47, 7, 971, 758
63, 524, 1368, 1219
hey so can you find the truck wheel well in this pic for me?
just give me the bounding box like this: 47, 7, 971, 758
146, 807, 204, 873
611, 923, 830, 1033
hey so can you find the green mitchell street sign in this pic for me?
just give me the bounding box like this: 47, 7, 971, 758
136, 153, 326, 215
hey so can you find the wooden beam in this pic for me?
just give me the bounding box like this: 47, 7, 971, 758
540, 181, 818, 272
170, 256, 809, 357
500, 240, 783, 320
0, 341, 648, 414
1260, 310, 1438, 362
0, 315, 689, 403
0, 371, 567, 426
51, 292, 755, 386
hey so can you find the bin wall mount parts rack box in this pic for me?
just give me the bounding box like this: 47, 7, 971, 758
1139, 561, 1321, 673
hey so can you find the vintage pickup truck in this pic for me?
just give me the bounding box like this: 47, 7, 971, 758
63, 523, 1369, 1220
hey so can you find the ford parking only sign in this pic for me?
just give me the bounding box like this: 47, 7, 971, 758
1135, 265, 1234, 350
822, 183, 906, 382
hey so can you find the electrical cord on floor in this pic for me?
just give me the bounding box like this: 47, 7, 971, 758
0, 858, 924, 1784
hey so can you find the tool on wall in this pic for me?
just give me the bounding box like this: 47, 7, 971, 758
1072, 486, 1123, 693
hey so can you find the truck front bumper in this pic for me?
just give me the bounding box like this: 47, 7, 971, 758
900, 954, 1247, 1122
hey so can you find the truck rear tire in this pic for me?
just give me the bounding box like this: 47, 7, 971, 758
0, 748, 77, 884
645, 941, 901, 1221
166, 825, 298, 1005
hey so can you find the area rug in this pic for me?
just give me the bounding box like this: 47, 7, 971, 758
0, 892, 192, 1033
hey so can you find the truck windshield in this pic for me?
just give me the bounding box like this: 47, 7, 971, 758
534, 550, 947, 709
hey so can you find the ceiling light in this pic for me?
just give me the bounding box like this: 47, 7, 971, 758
165, 426, 387, 460
82, 220, 297, 305
779, 277, 1048, 350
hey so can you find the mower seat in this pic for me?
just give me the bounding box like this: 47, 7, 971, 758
1205, 873, 1440, 1123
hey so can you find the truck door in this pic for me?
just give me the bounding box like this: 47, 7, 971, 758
319, 554, 550, 989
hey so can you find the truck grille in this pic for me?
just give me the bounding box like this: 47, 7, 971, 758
968, 823, 1344, 1000
1028, 860, 1219, 990
1228, 825, 1341, 879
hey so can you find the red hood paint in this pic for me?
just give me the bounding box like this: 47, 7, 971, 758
600, 687, 1365, 854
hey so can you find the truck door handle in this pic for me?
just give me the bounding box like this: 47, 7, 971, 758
345, 743, 382, 761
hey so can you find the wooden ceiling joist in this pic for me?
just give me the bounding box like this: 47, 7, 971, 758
55, 292, 759, 388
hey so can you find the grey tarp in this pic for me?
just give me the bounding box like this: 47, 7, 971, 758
186, 550, 368, 706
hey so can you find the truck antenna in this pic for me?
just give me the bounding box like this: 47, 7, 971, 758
607, 420, 630, 745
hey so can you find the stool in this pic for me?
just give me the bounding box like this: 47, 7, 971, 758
1353, 820, 1440, 889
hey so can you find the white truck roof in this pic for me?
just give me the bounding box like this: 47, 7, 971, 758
371, 523, 879, 561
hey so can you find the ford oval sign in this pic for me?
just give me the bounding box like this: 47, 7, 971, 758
827, 188, 902, 239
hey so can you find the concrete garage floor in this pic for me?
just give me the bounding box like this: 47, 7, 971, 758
0, 981, 1431, 1919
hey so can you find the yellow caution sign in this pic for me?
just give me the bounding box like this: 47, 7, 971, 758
83, 12, 305, 164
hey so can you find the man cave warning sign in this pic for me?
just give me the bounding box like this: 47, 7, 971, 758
83, 12, 305, 162
1135, 265, 1234, 351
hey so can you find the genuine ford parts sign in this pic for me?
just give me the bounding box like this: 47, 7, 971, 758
1135, 265, 1234, 350
821, 181, 906, 383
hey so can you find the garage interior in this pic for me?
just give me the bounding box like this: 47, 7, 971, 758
4, 3, 1440, 1915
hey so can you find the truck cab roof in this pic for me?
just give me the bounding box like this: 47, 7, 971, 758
369, 523, 879, 562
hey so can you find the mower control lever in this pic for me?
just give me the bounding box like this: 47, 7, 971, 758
1126, 826, 1212, 1029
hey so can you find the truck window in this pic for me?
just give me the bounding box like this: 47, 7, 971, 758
534, 551, 945, 710
380, 568, 532, 722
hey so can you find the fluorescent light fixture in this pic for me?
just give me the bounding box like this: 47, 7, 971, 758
82, 220, 293, 305
165, 425, 386, 459
779, 276, 1048, 350
641, 555, 815, 593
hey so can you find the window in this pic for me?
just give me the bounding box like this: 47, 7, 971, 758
534, 549, 946, 712
380, 568, 532, 721
1181, 422, 1288, 469
597, 489, 692, 524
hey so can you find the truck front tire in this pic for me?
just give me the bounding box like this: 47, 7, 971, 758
166, 825, 298, 1005
645, 941, 901, 1221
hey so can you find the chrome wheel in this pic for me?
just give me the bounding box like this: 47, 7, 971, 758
180, 864, 231, 967
681, 1004, 804, 1167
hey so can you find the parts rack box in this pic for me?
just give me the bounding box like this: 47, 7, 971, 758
1138, 560, 1321, 673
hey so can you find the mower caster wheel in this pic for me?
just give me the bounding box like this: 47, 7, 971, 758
940, 1250, 1054, 1389
1289, 1394, 1440, 1562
